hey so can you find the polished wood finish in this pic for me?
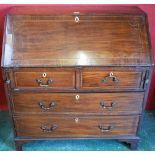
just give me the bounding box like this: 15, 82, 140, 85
12, 92, 144, 115
81, 70, 143, 89
1, 6, 153, 150
14, 115, 139, 138
14, 71, 75, 89
2, 11, 153, 68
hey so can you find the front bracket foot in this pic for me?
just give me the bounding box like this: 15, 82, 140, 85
119, 139, 139, 150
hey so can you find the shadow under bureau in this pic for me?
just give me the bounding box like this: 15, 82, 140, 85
1, 6, 153, 150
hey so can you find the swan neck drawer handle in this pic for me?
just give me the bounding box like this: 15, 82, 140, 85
100, 101, 116, 109
38, 101, 56, 110
101, 72, 119, 83
98, 124, 113, 132
36, 78, 53, 87
41, 124, 58, 132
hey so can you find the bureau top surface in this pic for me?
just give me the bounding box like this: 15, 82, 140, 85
2, 6, 153, 67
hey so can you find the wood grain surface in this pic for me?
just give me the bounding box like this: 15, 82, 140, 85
2, 13, 152, 67
12, 92, 144, 115
14, 115, 139, 138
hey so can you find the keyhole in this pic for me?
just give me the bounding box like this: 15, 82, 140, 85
75, 16, 80, 23
76, 94, 80, 100
43, 72, 47, 78
75, 117, 79, 123
109, 72, 113, 77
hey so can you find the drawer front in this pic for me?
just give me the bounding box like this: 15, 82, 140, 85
12, 92, 143, 115
81, 70, 144, 89
14, 71, 75, 89
14, 115, 139, 138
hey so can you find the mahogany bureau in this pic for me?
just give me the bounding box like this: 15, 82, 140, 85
1, 6, 154, 150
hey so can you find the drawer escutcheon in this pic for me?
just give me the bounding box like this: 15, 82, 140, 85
74, 117, 79, 123
75, 94, 80, 100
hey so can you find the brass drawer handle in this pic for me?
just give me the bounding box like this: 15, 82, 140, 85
41, 124, 58, 132
101, 72, 119, 83
100, 101, 116, 109
36, 78, 53, 87
98, 124, 113, 132
38, 101, 56, 110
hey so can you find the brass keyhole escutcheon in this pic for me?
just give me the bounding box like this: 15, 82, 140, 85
75, 117, 79, 123
109, 72, 113, 77
75, 16, 80, 23
73, 11, 80, 23
42, 72, 47, 78
75, 94, 80, 100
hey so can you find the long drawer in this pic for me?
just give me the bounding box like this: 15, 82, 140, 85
12, 92, 144, 115
14, 115, 139, 138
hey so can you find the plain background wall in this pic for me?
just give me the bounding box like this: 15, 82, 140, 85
0, 4, 155, 110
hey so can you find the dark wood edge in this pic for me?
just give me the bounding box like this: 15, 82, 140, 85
12, 112, 142, 116
14, 136, 140, 141
11, 89, 145, 93
13, 113, 141, 117
2, 68, 18, 139
119, 139, 139, 150
136, 66, 154, 135
2, 64, 154, 68
7, 66, 151, 70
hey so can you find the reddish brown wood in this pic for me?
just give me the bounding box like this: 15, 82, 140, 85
8, 67, 149, 91
119, 139, 139, 150
1, 6, 153, 150
1, 11, 153, 68
12, 92, 144, 115
15, 140, 32, 151
14, 115, 139, 138
81, 70, 144, 89
14, 70, 75, 89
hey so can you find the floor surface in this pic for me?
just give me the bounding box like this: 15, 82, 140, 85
0, 111, 155, 151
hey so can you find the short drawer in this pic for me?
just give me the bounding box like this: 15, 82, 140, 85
14, 115, 139, 138
12, 92, 144, 115
81, 70, 145, 90
13, 70, 75, 89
